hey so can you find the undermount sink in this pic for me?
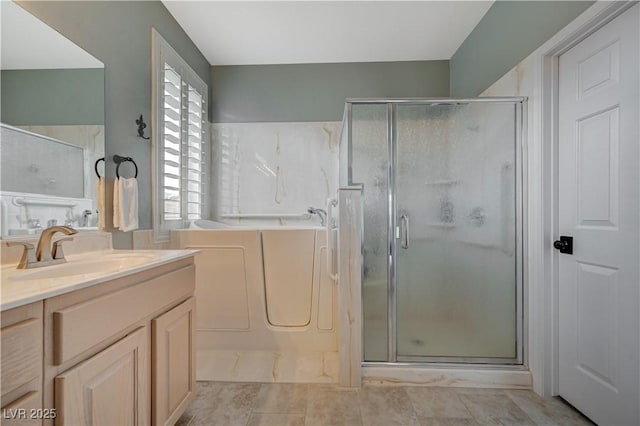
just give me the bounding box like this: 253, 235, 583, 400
9, 253, 157, 281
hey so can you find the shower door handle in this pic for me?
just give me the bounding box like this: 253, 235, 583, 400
400, 214, 409, 249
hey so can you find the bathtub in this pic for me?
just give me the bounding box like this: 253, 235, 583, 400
170, 225, 338, 383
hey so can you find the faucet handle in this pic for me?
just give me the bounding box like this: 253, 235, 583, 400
6, 241, 37, 269
28, 219, 42, 230
52, 237, 74, 261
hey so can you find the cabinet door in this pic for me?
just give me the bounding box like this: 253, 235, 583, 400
1, 391, 42, 426
54, 327, 148, 426
1, 302, 43, 424
152, 297, 195, 426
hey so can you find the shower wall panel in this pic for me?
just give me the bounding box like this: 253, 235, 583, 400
211, 122, 340, 227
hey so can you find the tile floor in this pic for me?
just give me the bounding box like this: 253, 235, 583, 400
176, 382, 594, 426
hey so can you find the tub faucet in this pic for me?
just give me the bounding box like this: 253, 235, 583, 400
307, 207, 327, 226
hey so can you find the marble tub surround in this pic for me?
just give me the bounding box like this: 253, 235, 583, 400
176, 383, 592, 426
211, 121, 340, 227
362, 365, 532, 390
196, 350, 339, 384
0, 248, 198, 311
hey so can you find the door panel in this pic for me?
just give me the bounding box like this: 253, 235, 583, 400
54, 327, 148, 426
576, 107, 618, 227
394, 102, 520, 361
558, 5, 639, 425
350, 104, 390, 362
152, 297, 196, 426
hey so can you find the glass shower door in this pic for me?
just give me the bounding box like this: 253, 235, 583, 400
394, 102, 520, 361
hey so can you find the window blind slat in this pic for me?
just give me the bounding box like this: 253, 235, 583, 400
163, 108, 181, 122
163, 94, 180, 110
164, 121, 180, 133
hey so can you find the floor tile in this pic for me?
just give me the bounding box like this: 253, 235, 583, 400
457, 392, 536, 426
191, 382, 260, 426
175, 412, 195, 426
359, 387, 420, 426
305, 387, 362, 426
419, 418, 479, 426
247, 413, 306, 426
453, 388, 508, 396
176, 382, 593, 426
179, 381, 220, 419
253, 383, 308, 414
506, 390, 594, 426
405, 387, 473, 419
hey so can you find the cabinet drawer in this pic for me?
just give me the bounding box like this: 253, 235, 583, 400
1, 318, 42, 397
52, 265, 194, 365
1, 391, 43, 426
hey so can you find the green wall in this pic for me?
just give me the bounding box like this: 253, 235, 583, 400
450, 0, 594, 97
211, 61, 450, 123
1, 69, 104, 126
18, 1, 209, 248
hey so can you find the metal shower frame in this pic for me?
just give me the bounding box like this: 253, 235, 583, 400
342, 97, 527, 366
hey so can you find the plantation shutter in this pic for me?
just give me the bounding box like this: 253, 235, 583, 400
185, 85, 203, 219
153, 28, 208, 242
161, 64, 205, 221
162, 64, 182, 220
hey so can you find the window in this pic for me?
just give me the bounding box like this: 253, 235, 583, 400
152, 29, 208, 242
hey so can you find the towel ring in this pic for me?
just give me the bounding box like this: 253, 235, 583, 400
113, 155, 138, 179
94, 157, 105, 178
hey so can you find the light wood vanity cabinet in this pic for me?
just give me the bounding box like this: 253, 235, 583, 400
1, 256, 196, 426
1, 302, 44, 426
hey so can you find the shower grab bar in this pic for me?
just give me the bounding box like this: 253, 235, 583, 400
13, 197, 78, 208
220, 213, 312, 219
326, 197, 338, 282
400, 214, 409, 249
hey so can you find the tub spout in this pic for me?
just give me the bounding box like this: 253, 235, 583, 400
307, 207, 327, 226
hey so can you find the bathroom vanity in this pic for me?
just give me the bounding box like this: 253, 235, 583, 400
1, 250, 197, 425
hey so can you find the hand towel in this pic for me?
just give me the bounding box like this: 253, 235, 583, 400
96, 177, 106, 231
113, 177, 120, 229
117, 177, 139, 232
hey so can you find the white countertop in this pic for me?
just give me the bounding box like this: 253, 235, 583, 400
0, 249, 198, 311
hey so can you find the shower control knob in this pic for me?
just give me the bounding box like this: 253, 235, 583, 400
553, 236, 573, 255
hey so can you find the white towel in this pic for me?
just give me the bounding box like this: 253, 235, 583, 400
113, 177, 120, 229
96, 177, 106, 231
115, 177, 139, 232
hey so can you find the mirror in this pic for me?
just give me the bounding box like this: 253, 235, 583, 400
0, 1, 105, 238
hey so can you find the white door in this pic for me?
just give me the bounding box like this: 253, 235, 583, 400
558, 4, 639, 425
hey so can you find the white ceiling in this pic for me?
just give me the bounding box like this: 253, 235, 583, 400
162, 1, 494, 66
1, 1, 103, 70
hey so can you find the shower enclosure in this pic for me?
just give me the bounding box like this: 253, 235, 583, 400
340, 98, 525, 364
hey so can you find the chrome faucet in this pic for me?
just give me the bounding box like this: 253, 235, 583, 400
307, 207, 327, 226
81, 210, 92, 227
7, 225, 77, 269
